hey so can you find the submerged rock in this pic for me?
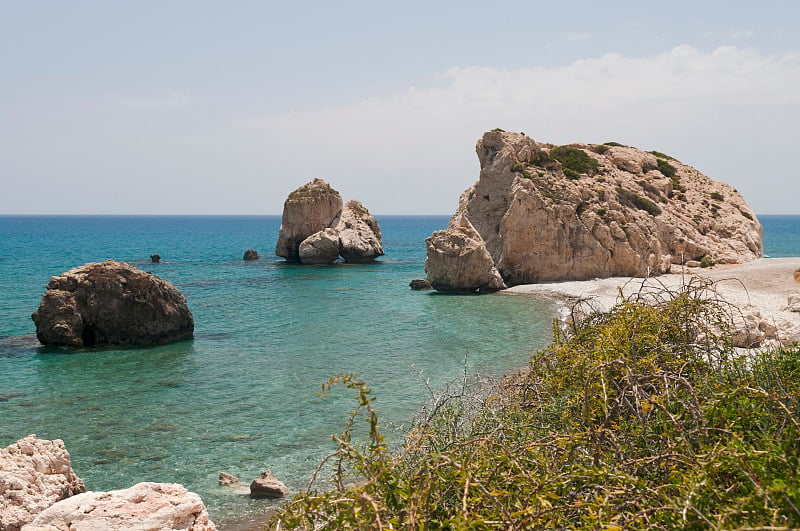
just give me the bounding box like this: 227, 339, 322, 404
31, 260, 194, 348
26, 482, 216, 530
150, 254, 161, 263
426, 130, 763, 292
0, 435, 86, 530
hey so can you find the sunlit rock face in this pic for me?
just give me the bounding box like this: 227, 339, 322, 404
426, 130, 763, 292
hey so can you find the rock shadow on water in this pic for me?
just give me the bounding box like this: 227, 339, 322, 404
0, 334, 42, 358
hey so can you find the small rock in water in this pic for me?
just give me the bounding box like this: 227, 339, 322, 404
219, 471, 242, 487
243, 248, 259, 261
250, 470, 288, 498
150, 254, 161, 263
409, 279, 433, 290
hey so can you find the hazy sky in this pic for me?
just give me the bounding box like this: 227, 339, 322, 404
1, 1, 798, 215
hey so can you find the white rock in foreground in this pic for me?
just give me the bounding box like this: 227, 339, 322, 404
24, 482, 216, 531
0, 435, 86, 531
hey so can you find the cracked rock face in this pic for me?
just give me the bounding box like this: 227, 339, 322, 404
426, 131, 763, 292
31, 260, 194, 348
0, 435, 86, 531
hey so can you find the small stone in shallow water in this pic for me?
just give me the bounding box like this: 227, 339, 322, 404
250, 470, 288, 498
0, 392, 23, 402
146, 423, 178, 432
410, 279, 433, 290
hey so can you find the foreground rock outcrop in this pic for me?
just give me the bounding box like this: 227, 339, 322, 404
0, 435, 86, 531
426, 131, 763, 291
275, 179, 384, 264
25, 482, 216, 531
31, 260, 194, 348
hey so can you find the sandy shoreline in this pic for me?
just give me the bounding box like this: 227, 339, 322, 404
503, 257, 800, 344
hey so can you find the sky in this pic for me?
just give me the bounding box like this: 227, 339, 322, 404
1, 1, 798, 215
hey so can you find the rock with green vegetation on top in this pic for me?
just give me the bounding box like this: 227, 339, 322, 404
426, 130, 763, 291
276, 179, 383, 264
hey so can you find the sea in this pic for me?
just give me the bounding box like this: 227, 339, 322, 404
0, 214, 798, 527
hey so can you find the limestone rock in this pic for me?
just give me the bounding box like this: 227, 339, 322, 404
25, 482, 215, 530
299, 228, 341, 265
425, 215, 506, 292
0, 435, 86, 531
242, 248, 259, 261
249, 470, 288, 499
31, 260, 194, 348
426, 131, 763, 290
795, 269, 800, 283
275, 179, 343, 262
334, 200, 384, 263
788, 293, 800, 312
275, 180, 384, 264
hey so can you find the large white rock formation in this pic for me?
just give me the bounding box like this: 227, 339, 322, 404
276, 179, 384, 264
426, 131, 763, 292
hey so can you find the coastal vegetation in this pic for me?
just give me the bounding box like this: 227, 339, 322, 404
271, 282, 800, 529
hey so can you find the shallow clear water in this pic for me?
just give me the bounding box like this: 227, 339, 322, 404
0, 215, 557, 527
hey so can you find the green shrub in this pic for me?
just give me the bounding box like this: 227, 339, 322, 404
603, 141, 626, 147
710, 191, 724, 202
491, 128, 506, 132
617, 188, 662, 216
271, 284, 800, 530
594, 144, 610, 155
510, 163, 532, 178
656, 158, 677, 179
550, 146, 599, 176
700, 255, 716, 268
648, 150, 677, 161
563, 168, 581, 180
740, 209, 754, 220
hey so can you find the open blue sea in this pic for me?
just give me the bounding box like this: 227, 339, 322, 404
0, 214, 798, 527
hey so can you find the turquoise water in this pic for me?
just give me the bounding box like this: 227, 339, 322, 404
0, 215, 557, 527
761, 215, 800, 258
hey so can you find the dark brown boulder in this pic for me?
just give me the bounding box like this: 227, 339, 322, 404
249, 470, 288, 499
31, 260, 194, 348
242, 248, 259, 261
150, 254, 161, 263
410, 279, 433, 290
